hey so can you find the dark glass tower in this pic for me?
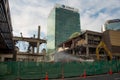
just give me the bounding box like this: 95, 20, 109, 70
47, 4, 81, 51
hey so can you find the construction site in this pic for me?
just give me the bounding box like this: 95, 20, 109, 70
0, 0, 120, 80
57, 30, 120, 61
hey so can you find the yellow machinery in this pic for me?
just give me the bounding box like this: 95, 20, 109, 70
96, 41, 112, 60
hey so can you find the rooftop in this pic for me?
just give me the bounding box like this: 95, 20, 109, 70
105, 19, 120, 24
55, 4, 79, 13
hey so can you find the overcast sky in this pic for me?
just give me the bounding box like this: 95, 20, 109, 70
9, 0, 120, 38
9, 0, 120, 52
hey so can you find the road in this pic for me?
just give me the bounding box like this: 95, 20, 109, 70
50, 73, 120, 80
21, 73, 120, 80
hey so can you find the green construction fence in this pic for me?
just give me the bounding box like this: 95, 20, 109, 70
0, 60, 120, 80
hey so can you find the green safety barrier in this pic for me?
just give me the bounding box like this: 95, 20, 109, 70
0, 60, 120, 79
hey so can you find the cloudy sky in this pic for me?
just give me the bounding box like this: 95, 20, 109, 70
9, 0, 120, 37
9, 0, 120, 51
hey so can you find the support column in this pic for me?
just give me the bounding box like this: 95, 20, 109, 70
37, 26, 40, 54
72, 40, 75, 55
1, 57, 4, 62
63, 43, 65, 50
85, 33, 89, 56
32, 46, 34, 54
86, 46, 89, 57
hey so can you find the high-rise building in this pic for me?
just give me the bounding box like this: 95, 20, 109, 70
104, 19, 120, 31
47, 4, 81, 52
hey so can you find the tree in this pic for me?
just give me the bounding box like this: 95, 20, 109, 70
69, 32, 80, 39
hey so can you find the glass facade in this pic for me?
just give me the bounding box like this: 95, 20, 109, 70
105, 19, 120, 31
47, 9, 55, 50
47, 5, 81, 51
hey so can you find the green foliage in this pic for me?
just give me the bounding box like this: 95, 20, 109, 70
69, 32, 80, 39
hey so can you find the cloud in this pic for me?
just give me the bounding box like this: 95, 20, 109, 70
9, 0, 120, 51
9, 0, 120, 35
63, 0, 120, 32
9, 0, 54, 37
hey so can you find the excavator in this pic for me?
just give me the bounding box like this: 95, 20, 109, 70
96, 41, 112, 60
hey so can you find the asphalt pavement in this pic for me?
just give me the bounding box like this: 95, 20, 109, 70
50, 73, 120, 80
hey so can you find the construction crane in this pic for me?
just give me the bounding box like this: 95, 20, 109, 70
96, 41, 112, 60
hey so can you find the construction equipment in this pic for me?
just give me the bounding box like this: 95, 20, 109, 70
96, 41, 112, 60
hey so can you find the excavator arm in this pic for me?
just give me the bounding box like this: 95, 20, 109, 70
96, 41, 112, 60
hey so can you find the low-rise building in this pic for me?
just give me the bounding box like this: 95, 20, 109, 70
103, 30, 120, 57
58, 30, 102, 59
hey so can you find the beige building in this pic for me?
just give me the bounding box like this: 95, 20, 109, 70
58, 30, 102, 58
103, 30, 120, 56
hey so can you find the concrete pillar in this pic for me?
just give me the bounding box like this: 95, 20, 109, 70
72, 40, 75, 55
85, 33, 88, 44
85, 33, 89, 56
37, 26, 40, 54
32, 46, 34, 54
63, 43, 65, 50
1, 57, 4, 61
86, 47, 89, 57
